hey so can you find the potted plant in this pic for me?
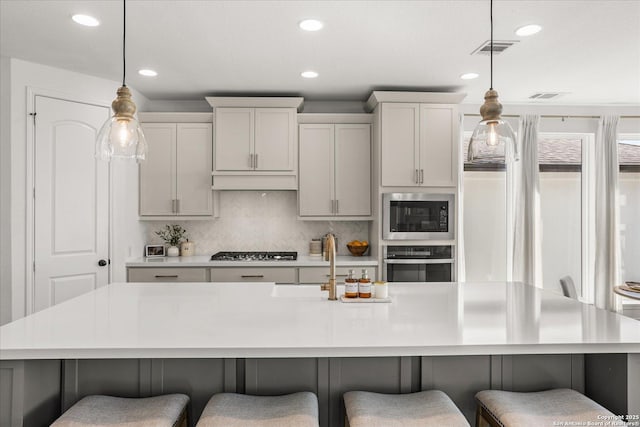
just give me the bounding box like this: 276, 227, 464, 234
155, 224, 187, 257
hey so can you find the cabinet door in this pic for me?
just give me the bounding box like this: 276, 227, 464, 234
139, 123, 176, 215
335, 124, 371, 216
176, 123, 213, 215
254, 108, 296, 171
209, 267, 296, 284
380, 103, 420, 186
299, 124, 334, 216
419, 105, 458, 187
127, 267, 207, 282
215, 108, 253, 171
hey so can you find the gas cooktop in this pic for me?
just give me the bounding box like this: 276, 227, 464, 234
210, 251, 298, 261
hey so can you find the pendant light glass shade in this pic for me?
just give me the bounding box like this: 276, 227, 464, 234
468, 89, 518, 162
96, 86, 147, 161
95, 0, 147, 162
469, 0, 518, 163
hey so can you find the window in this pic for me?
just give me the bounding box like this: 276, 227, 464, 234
464, 129, 640, 303
618, 135, 640, 287
462, 134, 508, 282
537, 135, 589, 300
463, 133, 591, 299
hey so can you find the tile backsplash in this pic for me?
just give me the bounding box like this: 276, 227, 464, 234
143, 191, 369, 256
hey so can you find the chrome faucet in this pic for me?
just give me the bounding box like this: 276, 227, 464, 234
320, 233, 337, 300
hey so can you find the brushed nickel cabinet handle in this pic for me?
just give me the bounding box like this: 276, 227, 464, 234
249, 154, 253, 168
155, 275, 179, 278
415, 169, 419, 184
171, 199, 176, 213
336, 199, 339, 214
420, 169, 424, 184
255, 153, 258, 169
241, 275, 265, 278
176, 199, 180, 213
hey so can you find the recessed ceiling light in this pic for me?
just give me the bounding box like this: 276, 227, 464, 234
301, 71, 319, 79
138, 69, 158, 77
299, 19, 324, 31
460, 72, 479, 80
72, 14, 100, 27
515, 24, 542, 37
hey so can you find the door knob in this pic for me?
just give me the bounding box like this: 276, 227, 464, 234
98, 259, 108, 267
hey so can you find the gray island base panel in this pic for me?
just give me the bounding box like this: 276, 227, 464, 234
1, 282, 639, 426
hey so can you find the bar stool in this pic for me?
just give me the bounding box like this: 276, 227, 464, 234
475, 388, 624, 427
51, 394, 189, 427
196, 392, 319, 427
343, 390, 470, 427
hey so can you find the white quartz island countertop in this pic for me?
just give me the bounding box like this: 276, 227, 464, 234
126, 255, 378, 267
1, 282, 639, 360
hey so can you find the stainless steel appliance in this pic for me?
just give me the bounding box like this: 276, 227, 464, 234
383, 193, 454, 240
384, 245, 454, 282
210, 251, 298, 261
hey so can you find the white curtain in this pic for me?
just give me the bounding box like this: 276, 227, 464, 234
594, 115, 620, 311
512, 114, 542, 287
456, 113, 465, 282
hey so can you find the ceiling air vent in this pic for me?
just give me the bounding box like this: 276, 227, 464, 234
529, 92, 567, 100
471, 40, 519, 55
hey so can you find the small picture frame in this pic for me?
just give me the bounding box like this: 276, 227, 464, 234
145, 244, 166, 257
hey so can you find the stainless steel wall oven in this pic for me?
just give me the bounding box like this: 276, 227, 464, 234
384, 245, 454, 282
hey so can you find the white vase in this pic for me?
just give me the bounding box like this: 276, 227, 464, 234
167, 246, 180, 257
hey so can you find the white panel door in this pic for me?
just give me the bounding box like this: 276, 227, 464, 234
176, 123, 213, 215
381, 103, 420, 186
298, 124, 334, 216
335, 124, 371, 216
420, 105, 457, 187
214, 108, 253, 171
139, 123, 176, 215
34, 96, 110, 312
254, 108, 295, 171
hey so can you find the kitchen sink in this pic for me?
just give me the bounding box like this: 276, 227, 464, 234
270, 284, 343, 298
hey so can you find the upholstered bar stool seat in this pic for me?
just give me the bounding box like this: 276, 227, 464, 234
343, 390, 470, 427
196, 392, 319, 427
51, 394, 189, 427
475, 388, 626, 427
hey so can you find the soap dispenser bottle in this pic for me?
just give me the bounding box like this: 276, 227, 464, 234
358, 269, 371, 298
344, 269, 358, 298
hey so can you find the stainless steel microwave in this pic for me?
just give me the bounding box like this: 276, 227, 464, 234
383, 193, 454, 240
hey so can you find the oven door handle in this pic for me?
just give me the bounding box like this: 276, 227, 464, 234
384, 259, 454, 264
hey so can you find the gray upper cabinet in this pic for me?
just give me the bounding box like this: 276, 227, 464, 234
139, 115, 213, 218
380, 102, 458, 187
207, 97, 303, 190
214, 107, 296, 172
299, 123, 371, 218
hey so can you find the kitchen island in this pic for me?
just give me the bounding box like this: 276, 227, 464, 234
2, 282, 639, 426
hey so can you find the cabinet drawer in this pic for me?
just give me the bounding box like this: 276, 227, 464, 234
127, 267, 207, 282
299, 267, 377, 283
209, 267, 296, 284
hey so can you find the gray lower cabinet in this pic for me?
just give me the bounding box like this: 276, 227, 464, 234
209, 267, 296, 284
127, 267, 208, 282
126, 266, 377, 284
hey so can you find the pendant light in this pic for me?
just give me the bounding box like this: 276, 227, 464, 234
468, 0, 518, 162
96, 0, 147, 161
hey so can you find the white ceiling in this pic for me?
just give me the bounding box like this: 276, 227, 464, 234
2, 0, 639, 105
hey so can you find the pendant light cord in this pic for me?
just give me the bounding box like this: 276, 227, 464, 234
122, 0, 126, 87
490, 0, 493, 90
